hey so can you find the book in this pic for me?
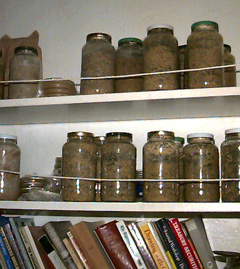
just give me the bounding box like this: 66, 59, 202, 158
70, 220, 113, 269
183, 217, 218, 269
116, 220, 147, 269
169, 218, 201, 269
128, 222, 157, 269
67, 231, 91, 269
137, 220, 170, 269
155, 218, 189, 269
95, 220, 137, 269
0, 247, 8, 269
0, 233, 14, 269
43, 221, 77, 269
63, 238, 84, 269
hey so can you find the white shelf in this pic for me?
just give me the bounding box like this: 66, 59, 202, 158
0, 87, 240, 124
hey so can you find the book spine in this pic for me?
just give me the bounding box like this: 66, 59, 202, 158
155, 218, 189, 269
0, 227, 19, 269
67, 231, 91, 269
116, 221, 147, 269
138, 221, 170, 269
63, 238, 84, 269
0, 233, 14, 269
169, 219, 201, 269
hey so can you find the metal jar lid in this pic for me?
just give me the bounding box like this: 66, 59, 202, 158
67, 131, 94, 139
147, 130, 174, 140
147, 23, 174, 32
225, 128, 240, 135
187, 133, 214, 141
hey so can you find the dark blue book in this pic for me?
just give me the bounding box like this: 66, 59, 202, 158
0, 233, 14, 269
155, 218, 190, 269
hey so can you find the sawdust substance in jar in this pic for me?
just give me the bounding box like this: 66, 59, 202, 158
221, 128, 240, 202
9, 46, 41, 99
101, 132, 136, 202
0, 135, 21, 200
80, 33, 115, 94
62, 131, 97, 202
0, 51, 4, 99
178, 45, 187, 89
143, 24, 180, 91
183, 133, 219, 202
115, 37, 143, 92
187, 21, 224, 89
224, 44, 237, 87
143, 130, 179, 202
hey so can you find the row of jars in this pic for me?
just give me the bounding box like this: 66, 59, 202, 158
0, 128, 240, 202
80, 20, 237, 95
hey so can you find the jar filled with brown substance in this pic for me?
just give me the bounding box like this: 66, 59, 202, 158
224, 44, 236, 87
101, 132, 136, 202
143, 130, 179, 202
9, 46, 41, 98
80, 33, 115, 94
0, 51, 4, 99
178, 45, 187, 89
62, 131, 97, 202
143, 24, 179, 91
183, 133, 219, 202
0, 134, 20, 200
115, 37, 143, 92
187, 21, 224, 89
221, 128, 240, 202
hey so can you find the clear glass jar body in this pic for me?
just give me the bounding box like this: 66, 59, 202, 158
221, 129, 240, 202
115, 38, 143, 92
80, 33, 115, 94
143, 25, 179, 91
9, 46, 41, 98
0, 52, 4, 99
62, 132, 97, 202
224, 44, 236, 87
0, 136, 20, 200
187, 21, 224, 89
178, 45, 187, 89
183, 134, 219, 202
143, 131, 179, 202
101, 132, 136, 202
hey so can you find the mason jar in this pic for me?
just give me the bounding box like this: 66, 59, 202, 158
115, 37, 143, 92
178, 45, 187, 89
187, 21, 224, 89
221, 128, 240, 202
101, 132, 136, 202
183, 133, 219, 202
224, 44, 237, 87
80, 33, 115, 94
62, 131, 97, 202
143, 130, 179, 202
0, 134, 20, 200
143, 24, 179, 91
0, 51, 4, 99
9, 46, 41, 99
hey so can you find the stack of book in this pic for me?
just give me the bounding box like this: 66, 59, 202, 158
0, 215, 218, 269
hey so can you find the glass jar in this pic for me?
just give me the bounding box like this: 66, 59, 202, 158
62, 131, 97, 202
174, 136, 185, 201
94, 136, 105, 202
0, 51, 4, 99
9, 46, 41, 99
183, 133, 219, 202
115, 37, 143, 92
143, 24, 179, 91
80, 33, 115, 94
19, 175, 47, 196
221, 128, 240, 202
178, 45, 187, 89
0, 135, 21, 200
101, 132, 136, 202
187, 21, 224, 89
143, 130, 179, 202
224, 44, 237, 87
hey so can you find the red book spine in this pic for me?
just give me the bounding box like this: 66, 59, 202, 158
169, 218, 201, 269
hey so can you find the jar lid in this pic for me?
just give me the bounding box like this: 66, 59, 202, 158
86, 33, 112, 43
106, 132, 133, 140
148, 130, 174, 139
224, 44, 231, 52
147, 23, 174, 32
187, 133, 214, 140
174, 136, 185, 144
225, 128, 240, 135
14, 46, 38, 56
191, 21, 219, 32
118, 37, 143, 47
67, 131, 94, 138
0, 134, 17, 140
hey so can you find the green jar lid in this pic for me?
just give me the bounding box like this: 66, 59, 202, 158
191, 21, 219, 32
118, 37, 143, 47
174, 136, 185, 144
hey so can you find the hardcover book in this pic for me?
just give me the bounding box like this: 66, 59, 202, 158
0, 233, 14, 269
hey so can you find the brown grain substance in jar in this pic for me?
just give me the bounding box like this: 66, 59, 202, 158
143, 130, 179, 202
224, 44, 237, 87
183, 133, 219, 202
178, 45, 187, 89
62, 131, 97, 202
101, 132, 136, 202
221, 128, 240, 202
